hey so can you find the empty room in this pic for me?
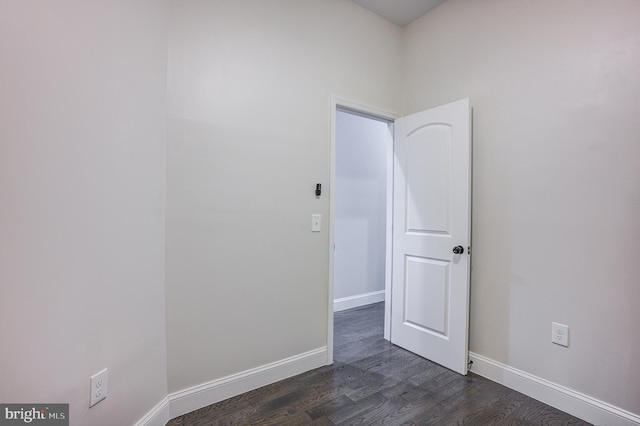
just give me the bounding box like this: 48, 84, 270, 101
1, 0, 639, 425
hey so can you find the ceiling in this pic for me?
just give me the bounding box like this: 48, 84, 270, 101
352, 0, 447, 27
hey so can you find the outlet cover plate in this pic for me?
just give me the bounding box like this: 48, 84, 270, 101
552, 322, 569, 347
89, 368, 108, 407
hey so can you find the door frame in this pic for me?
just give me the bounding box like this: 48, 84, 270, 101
327, 95, 399, 364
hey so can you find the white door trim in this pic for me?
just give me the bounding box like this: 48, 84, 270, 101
327, 95, 399, 364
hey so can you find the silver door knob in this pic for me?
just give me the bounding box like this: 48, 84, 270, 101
453, 246, 464, 255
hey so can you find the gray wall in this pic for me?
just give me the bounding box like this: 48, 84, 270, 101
0, 1, 170, 424
402, 0, 640, 414
165, 0, 402, 393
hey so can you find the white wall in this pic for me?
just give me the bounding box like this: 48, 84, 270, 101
0, 1, 169, 425
165, 0, 402, 393
402, 0, 640, 415
334, 111, 389, 307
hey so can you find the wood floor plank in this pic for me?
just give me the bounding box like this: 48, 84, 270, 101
326, 393, 388, 425
168, 302, 591, 425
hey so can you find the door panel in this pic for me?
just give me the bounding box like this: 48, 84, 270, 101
406, 124, 451, 234
404, 256, 449, 336
391, 98, 471, 375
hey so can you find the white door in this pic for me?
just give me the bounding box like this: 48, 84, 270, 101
391, 98, 471, 375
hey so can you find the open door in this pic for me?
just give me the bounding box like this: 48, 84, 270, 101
391, 98, 471, 375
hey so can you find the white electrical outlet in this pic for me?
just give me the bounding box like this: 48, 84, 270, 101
89, 368, 108, 407
552, 322, 569, 347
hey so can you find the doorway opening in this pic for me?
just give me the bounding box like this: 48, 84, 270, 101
329, 97, 472, 373
328, 97, 397, 364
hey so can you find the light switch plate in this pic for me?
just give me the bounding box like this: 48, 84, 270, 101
311, 214, 321, 232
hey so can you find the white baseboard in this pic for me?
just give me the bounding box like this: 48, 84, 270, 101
334, 290, 385, 312
134, 397, 170, 426
168, 346, 328, 420
468, 352, 640, 426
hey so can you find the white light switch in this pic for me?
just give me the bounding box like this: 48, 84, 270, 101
311, 214, 321, 232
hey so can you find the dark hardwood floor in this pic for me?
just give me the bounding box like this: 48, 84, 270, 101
168, 303, 590, 425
